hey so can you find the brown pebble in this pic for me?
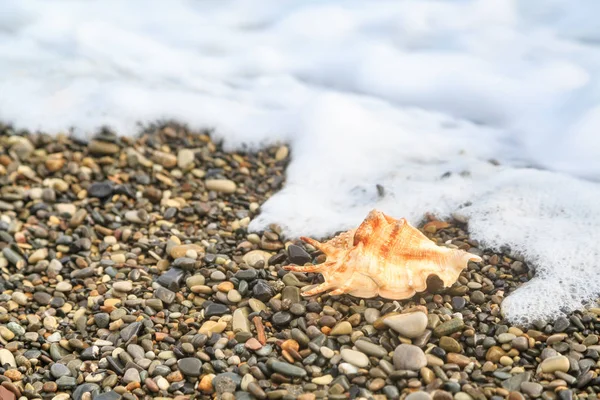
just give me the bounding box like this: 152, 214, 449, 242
199, 374, 214, 393
486, 346, 506, 363
145, 378, 159, 393
125, 381, 141, 391
247, 381, 267, 399
3, 370, 21, 382
447, 353, 471, 368
167, 370, 184, 382
281, 339, 299, 352
42, 382, 57, 393
508, 392, 525, 400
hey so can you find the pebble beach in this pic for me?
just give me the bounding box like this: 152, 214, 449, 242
1, 125, 599, 400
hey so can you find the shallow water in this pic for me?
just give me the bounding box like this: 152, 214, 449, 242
1, 0, 600, 325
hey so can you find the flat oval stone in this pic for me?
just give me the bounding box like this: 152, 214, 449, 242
383, 312, 428, 338
354, 340, 388, 358
205, 303, 230, 318
341, 349, 370, 368
540, 356, 570, 373
270, 361, 307, 377
205, 179, 237, 193
178, 357, 202, 376
88, 181, 113, 198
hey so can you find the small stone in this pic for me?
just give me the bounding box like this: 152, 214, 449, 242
120, 322, 142, 341
170, 244, 204, 259
11, 292, 28, 306
178, 358, 202, 376
364, 308, 380, 324
540, 356, 570, 373
113, 281, 133, 292
94, 313, 110, 328
33, 291, 52, 305
439, 336, 462, 353
486, 346, 506, 363
127, 344, 145, 360
272, 312, 292, 326
29, 248, 48, 263
50, 363, 71, 378
177, 149, 195, 169
0, 327, 15, 341
242, 250, 272, 268
270, 361, 307, 377
320, 347, 334, 359
233, 309, 251, 333
383, 312, 428, 338
88, 181, 114, 198
406, 392, 432, 400
433, 318, 465, 337
155, 287, 176, 304
471, 291, 486, 304
158, 268, 186, 291
55, 281, 73, 292
330, 321, 352, 336
287, 245, 311, 265
56, 376, 77, 389
3, 369, 21, 381
205, 179, 237, 194
245, 338, 263, 351
498, 333, 516, 343
451, 296, 466, 310
447, 353, 472, 367
521, 382, 543, 397
42, 381, 58, 393
354, 340, 387, 358
393, 344, 427, 370
152, 151, 177, 168
512, 337, 529, 351
7, 322, 25, 336
557, 390, 573, 400
553, 317, 570, 333
248, 381, 267, 399
275, 145, 289, 161
502, 372, 532, 391
88, 140, 119, 155
3, 248, 24, 266
205, 303, 229, 318
312, 375, 334, 385
340, 349, 370, 368
123, 368, 141, 384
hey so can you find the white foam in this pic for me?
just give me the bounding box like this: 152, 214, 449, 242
2, 0, 600, 325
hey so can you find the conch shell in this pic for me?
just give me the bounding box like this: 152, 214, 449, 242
284, 210, 482, 299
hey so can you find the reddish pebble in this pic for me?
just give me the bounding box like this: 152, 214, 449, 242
245, 338, 263, 351
145, 378, 159, 393
0, 386, 16, 400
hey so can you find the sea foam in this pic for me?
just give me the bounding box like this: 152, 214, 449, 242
1, 0, 600, 325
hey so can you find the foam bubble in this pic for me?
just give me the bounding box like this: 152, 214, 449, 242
2, 0, 600, 324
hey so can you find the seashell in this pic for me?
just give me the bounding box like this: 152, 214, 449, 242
284, 210, 482, 299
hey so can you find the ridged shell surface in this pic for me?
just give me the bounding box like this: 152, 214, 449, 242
284, 210, 482, 299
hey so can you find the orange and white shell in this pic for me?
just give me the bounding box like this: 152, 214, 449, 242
284, 210, 482, 300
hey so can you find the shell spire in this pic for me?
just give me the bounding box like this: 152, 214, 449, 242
284, 210, 482, 300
